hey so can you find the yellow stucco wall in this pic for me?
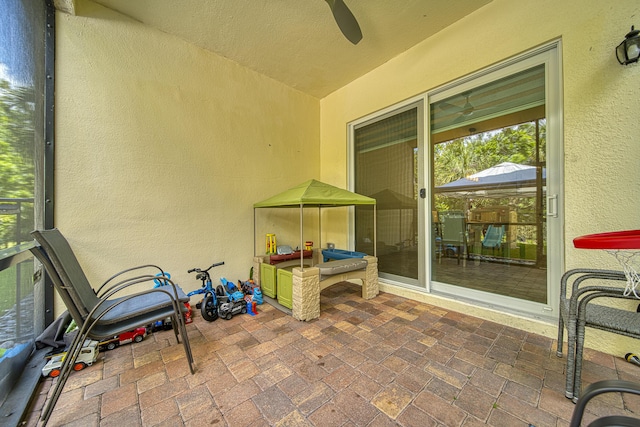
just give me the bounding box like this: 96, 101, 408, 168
54, 2, 320, 313
54, 0, 640, 357
320, 0, 640, 354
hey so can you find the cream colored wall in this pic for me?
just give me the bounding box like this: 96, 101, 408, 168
53, 1, 320, 314
320, 0, 640, 355
55, 0, 640, 356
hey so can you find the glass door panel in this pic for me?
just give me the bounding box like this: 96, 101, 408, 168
430, 64, 548, 304
353, 105, 421, 283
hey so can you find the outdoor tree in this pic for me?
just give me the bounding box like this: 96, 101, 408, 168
0, 78, 35, 247
433, 120, 546, 245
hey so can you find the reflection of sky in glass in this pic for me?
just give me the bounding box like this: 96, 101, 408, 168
0, 0, 34, 87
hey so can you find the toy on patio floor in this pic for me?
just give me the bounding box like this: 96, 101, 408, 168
252, 287, 263, 305
237, 280, 260, 316
246, 300, 258, 316
240, 279, 254, 295
150, 317, 173, 332
239, 279, 263, 304
99, 327, 147, 351
184, 302, 193, 324
42, 339, 100, 378
217, 278, 247, 320
186, 262, 225, 321
243, 267, 262, 305
626, 353, 640, 367
153, 272, 196, 324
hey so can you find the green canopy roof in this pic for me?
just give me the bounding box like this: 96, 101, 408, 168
254, 179, 376, 208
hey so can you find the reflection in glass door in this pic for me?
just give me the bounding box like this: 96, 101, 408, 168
352, 104, 422, 285
430, 64, 549, 304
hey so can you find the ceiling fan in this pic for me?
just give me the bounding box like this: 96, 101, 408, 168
439, 91, 478, 119
324, 0, 362, 45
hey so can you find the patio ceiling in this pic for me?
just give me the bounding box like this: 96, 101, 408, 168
82, 0, 493, 98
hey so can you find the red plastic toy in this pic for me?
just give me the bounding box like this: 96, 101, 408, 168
99, 327, 147, 351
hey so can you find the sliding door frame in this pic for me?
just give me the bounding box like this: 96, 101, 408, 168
426, 41, 563, 321
348, 41, 563, 322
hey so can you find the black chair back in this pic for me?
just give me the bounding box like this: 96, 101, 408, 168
31, 229, 100, 318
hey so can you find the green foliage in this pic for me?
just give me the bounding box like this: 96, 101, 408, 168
434, 122, 544, 185
0, 261, 34, 317
0, 78, 35, 247
433, 120, 546, 215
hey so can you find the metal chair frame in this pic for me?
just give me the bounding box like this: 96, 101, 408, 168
440, 211, 467, 264
572, 290, 640, 401
556, 268, 627, 399
30, 228, 195, 425
569, 379, 640, 427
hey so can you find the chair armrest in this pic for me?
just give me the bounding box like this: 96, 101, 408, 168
98, 274, 183, 304
561, 268, 626, 296
569, 380, 640, 427
563, 270, 627, 318
68, 280, 187, 366
576, 289, 638, 323
96, 278, 184, 316
81, 276, 186, 333
97, 265, 166, 296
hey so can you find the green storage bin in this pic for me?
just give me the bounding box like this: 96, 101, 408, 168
260, 263, 277, 298
277, 268, 293, 309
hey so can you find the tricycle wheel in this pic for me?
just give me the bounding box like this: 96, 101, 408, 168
201, 295, 218, 321
216, 285, 225, 297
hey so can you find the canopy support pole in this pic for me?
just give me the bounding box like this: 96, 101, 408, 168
300, 203, 304, 270
318, 207, 322, 257
374, 205, 377, 257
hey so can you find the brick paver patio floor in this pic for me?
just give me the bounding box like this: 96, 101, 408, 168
24, 282, 640, 426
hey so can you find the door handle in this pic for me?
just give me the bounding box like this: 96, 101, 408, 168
547, 194, 558, 218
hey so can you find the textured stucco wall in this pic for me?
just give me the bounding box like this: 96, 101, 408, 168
320, 0, 640, 354
54, 0, 640, 356
54, 2, 320, 313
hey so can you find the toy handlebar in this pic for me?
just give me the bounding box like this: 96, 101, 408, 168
187, 261, 225, 274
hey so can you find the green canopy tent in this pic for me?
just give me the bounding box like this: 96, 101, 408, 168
253, 179, 377, 269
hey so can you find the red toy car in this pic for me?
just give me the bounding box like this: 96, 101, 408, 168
99, 327, 147, 351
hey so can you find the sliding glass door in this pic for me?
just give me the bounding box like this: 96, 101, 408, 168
428, 45, 563, 318
350, 43, 562, 320
351, 103, 424, 286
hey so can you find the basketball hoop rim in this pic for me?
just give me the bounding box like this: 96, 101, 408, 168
573, 230, 640, 250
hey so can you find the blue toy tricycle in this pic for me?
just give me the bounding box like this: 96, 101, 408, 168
187, 262, 224, 321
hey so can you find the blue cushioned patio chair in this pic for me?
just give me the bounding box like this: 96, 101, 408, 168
481, 224, 504, 254
30, 228, 195, 426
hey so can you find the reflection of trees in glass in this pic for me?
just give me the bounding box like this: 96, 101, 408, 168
434, 122, 544, 186
0, 78, 35, 247
434, 121, 546, 243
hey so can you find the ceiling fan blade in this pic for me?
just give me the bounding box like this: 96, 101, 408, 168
439, 91, 479, 119
438, 101, 463, 112
325, 0, 362, 45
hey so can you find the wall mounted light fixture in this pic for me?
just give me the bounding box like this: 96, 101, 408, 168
616, 25, 640, 65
